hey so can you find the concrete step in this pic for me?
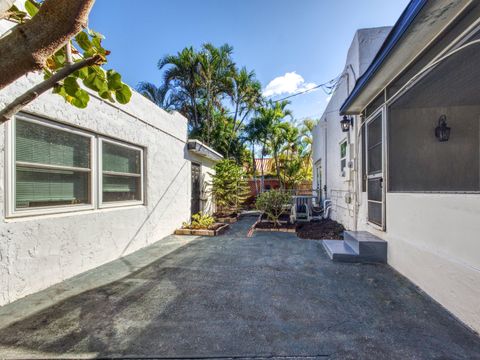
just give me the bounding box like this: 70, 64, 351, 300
344, 231, 387, 263
322, 240, 359, 262
323, 231, 388, 264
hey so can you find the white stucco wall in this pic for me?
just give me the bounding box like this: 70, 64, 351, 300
0, 73, 193, 306
313, 25, 480, 332
188, 153, 217, 215
357, 194, 480, 332
312, 27, 391, 229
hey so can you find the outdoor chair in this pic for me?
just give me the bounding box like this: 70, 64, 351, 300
290, 195, 326, 222
291, 196, 311, 222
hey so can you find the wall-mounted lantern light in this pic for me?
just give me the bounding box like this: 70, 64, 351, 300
435, 115, 451, 142
340, 115, 354, 132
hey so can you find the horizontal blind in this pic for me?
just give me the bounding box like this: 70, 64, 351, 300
16, 119, 90, 169
16, 167, 89, 208
103, 175, 137, 193
102, 142, 140, 174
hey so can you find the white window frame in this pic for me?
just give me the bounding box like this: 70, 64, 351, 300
339, 139, 348, 177
98, 138, 144, 209
6, 113, 146, 219
6, 113, 97, 218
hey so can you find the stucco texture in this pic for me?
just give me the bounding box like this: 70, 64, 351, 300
0, 73, 192, 306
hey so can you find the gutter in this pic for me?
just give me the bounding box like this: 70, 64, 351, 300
339, 0, 428, 114
187, 139, 223, 162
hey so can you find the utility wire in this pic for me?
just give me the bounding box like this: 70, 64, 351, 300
270, 72, 344, 103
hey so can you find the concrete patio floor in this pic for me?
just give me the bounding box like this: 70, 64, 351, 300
0, 216, 479, 359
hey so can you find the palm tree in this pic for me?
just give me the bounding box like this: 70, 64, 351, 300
231, 67, 262, 130
265, 100, 292, 188
136, 82, 175, 110
248, 100, 292, 191
197, 43, 236, 145
245, 116, 264, 194
158, 46, 201, 128
299, 118, 316, 160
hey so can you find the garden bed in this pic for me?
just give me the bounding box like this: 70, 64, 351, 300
296, 219, 345, 240
174, 223, 230, 236
253, 213, 296, 233
214, 212, 238, 224
254, 221, 297, 233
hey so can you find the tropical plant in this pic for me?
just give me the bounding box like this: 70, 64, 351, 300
0, 0, 131, 123
136, 82, 177, 110
158, 46, 202, 128
182, 212, 215, 230
197, 43, 236, 145
231, 67, 262, 131
141, 44, 262, 162
210, 159, 249, 215
249, 100, 292, 189
255, 190, 291, 227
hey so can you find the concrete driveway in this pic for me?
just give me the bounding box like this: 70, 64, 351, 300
0, 216, 479, 359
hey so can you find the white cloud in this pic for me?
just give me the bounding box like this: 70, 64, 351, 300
263, 72, 317, 97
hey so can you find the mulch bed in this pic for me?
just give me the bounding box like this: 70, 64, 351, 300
296, 219, 345, 240
255, 221, 297, 231
254, 213, 296, 233
260, 213, 291, 222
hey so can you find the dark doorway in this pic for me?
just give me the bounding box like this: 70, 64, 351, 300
191, 163, 201, 216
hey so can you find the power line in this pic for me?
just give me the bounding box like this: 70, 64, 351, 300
270, 72, 344, 103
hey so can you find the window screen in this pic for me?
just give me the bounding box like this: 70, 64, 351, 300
102, 141, 142, 202
388, 40, 480, 192
15, 119, 91, 209
367, 114, 382, 175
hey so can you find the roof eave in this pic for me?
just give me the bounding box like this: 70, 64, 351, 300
340, 0, 473, 115
187, 139, 223, 162
340, 0, 429, 115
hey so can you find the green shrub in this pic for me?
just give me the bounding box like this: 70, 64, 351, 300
210, 159, 249, 215
183, 212, 215, 229
255, 190, 290, 226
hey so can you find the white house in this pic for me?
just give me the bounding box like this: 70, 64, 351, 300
0, 21, 221, 306
313, 0, 480, 333
312, 26, 391, 228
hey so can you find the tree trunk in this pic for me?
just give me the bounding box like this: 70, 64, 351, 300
260, 145, 265, 193
274, 149, 283, 190
0, 0, 96, 90
252, 143, 258, 195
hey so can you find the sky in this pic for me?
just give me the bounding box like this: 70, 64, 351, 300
89, 0, 409, 120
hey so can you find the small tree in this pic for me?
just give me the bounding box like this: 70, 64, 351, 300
255, 190, 290, 227
0, 0, 132, 123
210, 159, 249, 215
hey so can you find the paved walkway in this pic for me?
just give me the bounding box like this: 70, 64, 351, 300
0, 216, 479, 359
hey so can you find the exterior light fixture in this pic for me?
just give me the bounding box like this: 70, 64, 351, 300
435, 115, 451, 142
341, 115, 353, 132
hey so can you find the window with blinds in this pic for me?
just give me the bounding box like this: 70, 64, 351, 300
15, 119, 92, 209
8, 115, 145, 217
101, 141, 142, 203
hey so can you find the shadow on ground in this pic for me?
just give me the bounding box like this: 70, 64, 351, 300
0, 217, 479, 359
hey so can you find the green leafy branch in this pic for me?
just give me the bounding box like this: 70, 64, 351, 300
0, 0, 131, 122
